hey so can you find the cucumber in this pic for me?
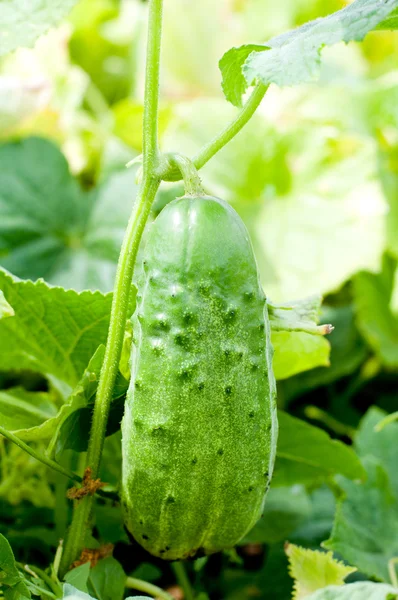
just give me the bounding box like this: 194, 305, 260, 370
121, 195, 278, 560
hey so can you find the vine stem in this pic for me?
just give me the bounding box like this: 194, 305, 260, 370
166, 153, 205, 196
193, 82, 268, 170
159, 82, 268, 182
172, 562, 195, 600
0, 425, 81, 483
59, 0, 164, 577
126, 577, 174, 600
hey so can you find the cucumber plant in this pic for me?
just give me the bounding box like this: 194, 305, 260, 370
0, 0, 397, 599
55, 0, 398, 581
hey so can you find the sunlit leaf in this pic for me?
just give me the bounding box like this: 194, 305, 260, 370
286, 543, 356, 599
0, 0, 79, 57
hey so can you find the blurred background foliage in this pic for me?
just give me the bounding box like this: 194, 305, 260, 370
0, 0, 398, 598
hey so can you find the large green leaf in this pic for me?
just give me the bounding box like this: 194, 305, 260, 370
63, 584, 94, 599
220, 0, 398, 106
355, 406, 398, 499
0, 534, 31, 598
243, 486, 311, 545
0, 0, 79, 58
87, 557, 126, 600
353, 255, 398, 367
306, 582, 398, 600
274, 411, 365, 486
49, 346, 128, 459
0, 290, 14, 319
272, 331, 330, 381
376, 7, 398, 29
325, 458, 398, 582
0, 268, 111, 389
270, 295, 333, 380
0, 388, 57, 437
0, 137, 137, 292
292, 486, 336, 546
281, 306, 368, 403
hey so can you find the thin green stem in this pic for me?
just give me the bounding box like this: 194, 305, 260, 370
0, 426, 116, 501
0, 425, 81, 483
143, 0, 163, 173
59, 0, 164, 578
172, 562, 195, 600
126, 577, 174, 600
59, 178, 159, 578
165, 153, 205, 196
159, 82, 268, 182
304, 407, 356, 439
193, 82, 268, 170
23, 564, 61, 596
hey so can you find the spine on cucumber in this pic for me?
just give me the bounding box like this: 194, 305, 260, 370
121, 195, 278, 561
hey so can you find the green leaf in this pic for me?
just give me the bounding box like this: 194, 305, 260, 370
376, 7, 398, 29
0, 388, 57, 437
220, 0, 398, 105
87, 557, 126, 600
270, 296, 333, 379
0, 268, 112, 389
324, 458, 398, 582
95, 503, 129, 545
50, 346, 128, 458
274, 411, 365, 486
353, 255, 398, 368
286, 543, 356, 600
243, 486, 311, 544
254, 143, 384, 302
306, 582, 398, 600
281, 306, 368, 403
0, 0, 79, 58
0, 137, 137, 292
355, 407, 398, 499
0, 534, 31, 598
64, 563, 91, 595
63, 584, 94, 599
272, 331, 331, 381
219, 44, 265, 107
130, 563, 162, 583
269, 296, 333, 336
293, 486, 336, 546
0, 290, 14, 319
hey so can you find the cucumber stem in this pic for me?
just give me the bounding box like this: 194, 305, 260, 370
159, 82, 268, 182
166, 153, 205, 196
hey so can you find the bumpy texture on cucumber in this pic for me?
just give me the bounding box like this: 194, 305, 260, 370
121, 195, 278, 561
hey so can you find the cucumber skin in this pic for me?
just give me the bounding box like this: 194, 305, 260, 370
121, 195, 278, 561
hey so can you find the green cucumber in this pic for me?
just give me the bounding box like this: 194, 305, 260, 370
121, 195, 278, 561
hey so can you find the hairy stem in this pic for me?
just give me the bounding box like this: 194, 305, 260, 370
0, 425, 80, 483
159, 82, 268, 182
165, 153, 205, 196
59, 0, 164, 577
126, 577, 174, 600
193, 82, 268, 170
